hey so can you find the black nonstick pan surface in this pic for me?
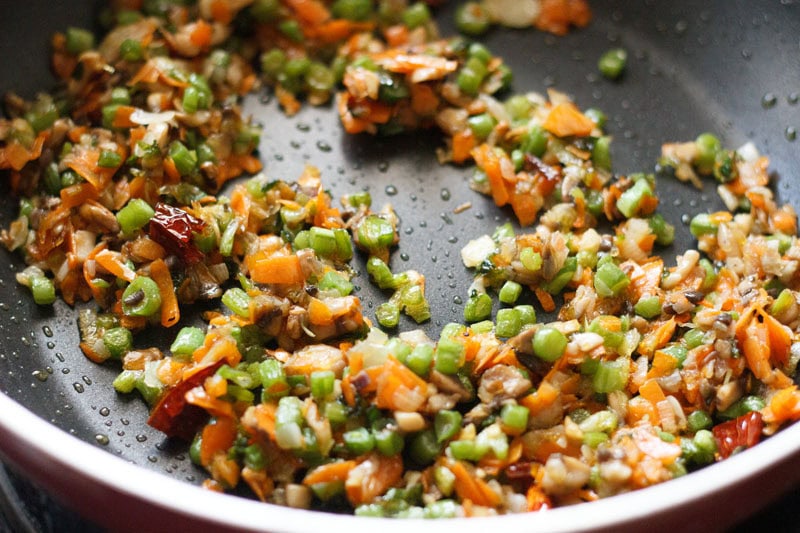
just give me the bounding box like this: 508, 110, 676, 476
0, 1, 799, 531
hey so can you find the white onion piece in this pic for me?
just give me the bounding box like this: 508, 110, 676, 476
483, 0, 541, 28
129, 109, 176, 125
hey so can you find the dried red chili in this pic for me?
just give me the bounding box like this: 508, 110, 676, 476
149, 202, 206, 265
712, 411, 764, 459
147, 361, 223, 440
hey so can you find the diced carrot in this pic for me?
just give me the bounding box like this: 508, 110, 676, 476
451, 130, 476, 164
199, 416, 238, 467
638, 379, 667, 407
646, 350, 678, 380
112, 105, 137, 128
284, 0, 331, 26
543, 102, 594, 137
519, 380, 558, 414
308, 297, 334, 326
150, 258, 180, 327
763, 386, 800, 424
383, 24, 409, 47
156, 357, 187, 387
771, 208, 797, 235
189, 19, 213, 48
247, 252, 305, 285
209, 0, 234, 23
535, 0, 592, 35
526, 485, 552, 512
638, 318, 676, 357
303, 460, 357, 486
409, 82, 439, 117
510, 192, 541, 227
626, 395, 658, 425
375, 356, 427, 412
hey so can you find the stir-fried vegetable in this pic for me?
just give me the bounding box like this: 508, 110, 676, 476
2, 0, 799, 522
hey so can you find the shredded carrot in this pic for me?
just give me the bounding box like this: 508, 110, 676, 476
534, 287, 556, 313
95, 249, 137, 282
150, 258, 180, 328
447, 459, 502, 508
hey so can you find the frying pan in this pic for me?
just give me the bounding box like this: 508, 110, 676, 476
0, 0, 799, 531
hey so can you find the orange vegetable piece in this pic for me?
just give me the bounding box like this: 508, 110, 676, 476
303, 460, 357, 486
345, 453, 403, 506
447, 459, 502, 508
543, 102, 595, 138
150, 258, 180, 328
247, 252, 306, 285
199, 416, 238, 467
472, 144, 510, 207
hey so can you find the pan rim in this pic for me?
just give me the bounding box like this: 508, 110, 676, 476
1, 389, 799, 532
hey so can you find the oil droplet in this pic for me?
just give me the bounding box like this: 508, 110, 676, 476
290, 140, 301, 149
296, 122, 311, 132
440, 188, 451, 201
681, 214, 691, 224
82, 375, 92, 386
377, 161, 390, 172
761, 93, 777, 109
385, 185, 398, 196
95, 434, 109, 446
400, 253, 409, 261
121, 418, 130, 426
73, 383, 84, 393
474, 212, 485, 220
33, 370, 48, 382
117, 430, 125, 437
785, 126, 797, 141
62, 368, 70, 374
136, 434, 148, 443
148, 455, 158, 463
316, 140, 332, 152
46, 342, 55, 349
447, 236, 458, 243
99, 407, 110, 417
21, 337, 30, 347
453, 295, 463, 305
404, 227, 414, 235
55, 352, 65, 362
42, 325, 53, 337
419, 221, 427, 228
789, 92, 799, 105
440, 213, 453, 224
741, 49, 752, 60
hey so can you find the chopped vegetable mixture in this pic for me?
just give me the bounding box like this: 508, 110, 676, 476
2, 0, 800, 520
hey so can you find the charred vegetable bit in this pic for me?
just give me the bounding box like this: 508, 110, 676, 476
2, 0, 800, 522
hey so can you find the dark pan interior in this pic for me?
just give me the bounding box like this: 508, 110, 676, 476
0, 0, 799, 508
